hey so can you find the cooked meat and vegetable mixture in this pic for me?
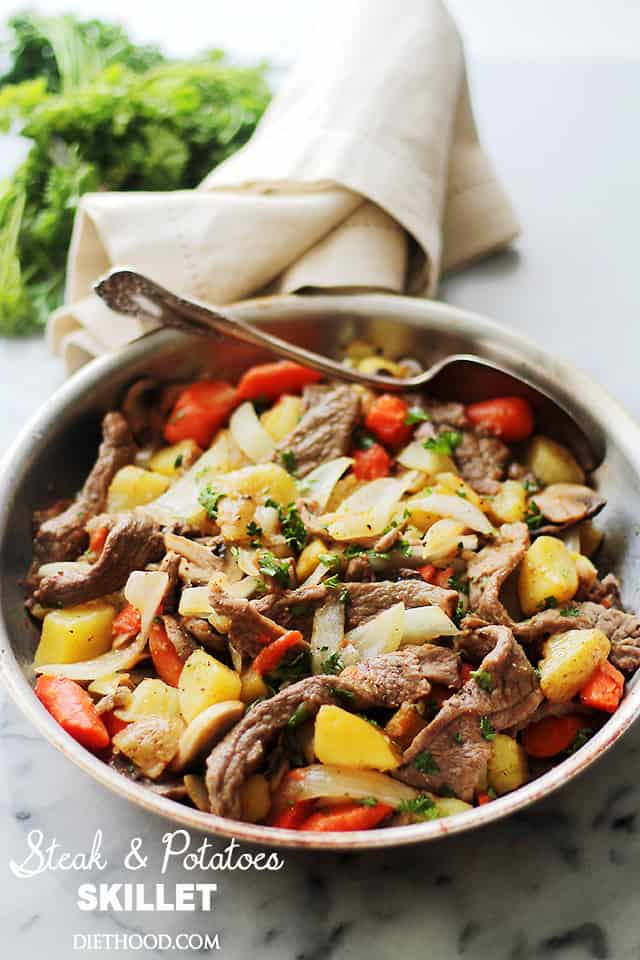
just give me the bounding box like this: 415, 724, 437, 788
27, 348, 640, 831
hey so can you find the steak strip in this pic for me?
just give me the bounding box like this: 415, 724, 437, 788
467, 522, 529, 625
273, 383, 360, 477
208, 591, 285, 660
34, 412, 136, 562
344, 579, 459, 627
206, 644, 460, 817
34, 514, 164, 607
395, 625, 541, 801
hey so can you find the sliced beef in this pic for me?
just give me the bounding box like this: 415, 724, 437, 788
468, 522, 529, 625
345, 555, 377, 582
395, 625, 541, 801
208, 591, 285, 660
414, 399, 469, 432
206, 646, 461, 817
180, 617, 227, 656
514, 602, 640, 673
253, 584, 329, 637
273, 383, 360, 477
454, 431, 510, 495
161, 614, 197, 662
34, 412, 136, 562
341, 643, 460, 698
159, 551, 182, 611
578, 573, 622, 608
34, 514, 163, 607
345, 579, 458, 627
121, 378, 183, 447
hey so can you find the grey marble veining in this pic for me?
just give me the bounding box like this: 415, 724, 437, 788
2, 58, 640, 959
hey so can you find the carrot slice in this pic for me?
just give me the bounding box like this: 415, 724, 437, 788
580, 659, 624, 713
148, 620, 185, 687
466, 396, 534, 442
35, 676, 110, 752
268, 799, 315, 829
236, 361, 322, 402
253, 631, 305, 677
299, 801, 394, 832
365, 394, 412, 448
88, 524, 108, 555
352, 443, 392, 480
521, 714, 584, 758
164, 380, 238, 447
112, 602, 141, 638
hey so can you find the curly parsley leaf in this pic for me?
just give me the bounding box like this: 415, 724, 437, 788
470, 668, 494, 693
258, 551, 291, 587
413, 750, 440, 774
396, 793, 438, 819
480, 715, 497, 741
281, 450, 298, 476
525, 500, 544, 531
404, 407, 431, 426
320, 651, 344, 675
197, 485, 225, 520
423, 431, 463, 455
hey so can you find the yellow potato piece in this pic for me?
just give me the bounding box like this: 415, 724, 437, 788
539, 628, 610, 702
240, 774, 272, 823
219, 463, 298, 507
518, 536, 579, 616
106, 465, 170, 512
260, 395, 304, 443
116, 678, 182, 723
487, 480, 527, 524
435, 473, 484, 508
358, 355, 403, 377
314, 705, 401, 771
487, 734, 529, 795
296, 538, 328, 582
149, 440, 201, 477
435, 797, 473, 817
240, 667, 269, 704
526, 435, 585, 486
34, 602, 115, 667
178, 649, 242, 723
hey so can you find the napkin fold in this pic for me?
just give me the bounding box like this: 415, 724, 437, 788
49, 0, 519, 374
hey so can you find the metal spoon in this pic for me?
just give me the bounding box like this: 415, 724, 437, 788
94, 268, 604, 470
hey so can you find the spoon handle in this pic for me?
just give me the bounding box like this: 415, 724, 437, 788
94, 269, 421, 391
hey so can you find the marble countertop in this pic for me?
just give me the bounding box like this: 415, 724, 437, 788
2, 58, 640, 959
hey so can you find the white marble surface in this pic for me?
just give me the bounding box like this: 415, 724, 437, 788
2, 58, 640, 959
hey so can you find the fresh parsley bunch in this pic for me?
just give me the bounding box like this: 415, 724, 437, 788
0, 12, 271, 335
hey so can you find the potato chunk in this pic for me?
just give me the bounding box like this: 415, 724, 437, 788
106, 465, 170, 512
240, 774, 272, 823
539, 628, 610, 702
314, 705, 401, 771
115, 678, 182, 723
526, 435, 585, 486
34, 602, 115, 667
178, 649, 242, 723
260, 395, 304, 442
487, 734, 529, 795
487, 480, 527, 524
149, 440, 200, 477
296, 538, 327, 582
518, 536, 578, 616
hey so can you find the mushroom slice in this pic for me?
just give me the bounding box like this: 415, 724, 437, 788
170, 700, 245, 773
532, 484, 605, 532
184, 774, 211, 812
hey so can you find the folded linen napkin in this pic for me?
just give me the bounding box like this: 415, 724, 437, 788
48, 0, 519, 374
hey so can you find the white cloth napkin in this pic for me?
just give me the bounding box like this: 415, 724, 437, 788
48, 0, 519, 374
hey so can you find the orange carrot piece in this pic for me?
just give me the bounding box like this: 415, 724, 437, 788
417, 563, 437, 584
268, 799, 315, 829
521, 714, 584, 758
299, 801, 394, 832
148, 620, 185, 687
164, 380, 238, 447
352, 443, 392, 480
253, 631, 305, 677
580, 659, 624, 713
365, 394, 412, 448
35, 676, 110, 752
112, 602, 141, 638
102, 710, 129, 738
466, 396, 534, 443
88, 524, 108, 555
236, 361, 322, 402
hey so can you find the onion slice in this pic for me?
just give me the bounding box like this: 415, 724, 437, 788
229, 402, 275, 463
401, 606, 460, 645
341, 602, 404, 665
301, 457, 354, 511
273, 764, 420, 811
35, 634, 147, 680
310, 598, 345, 673
409, 494, 494, 535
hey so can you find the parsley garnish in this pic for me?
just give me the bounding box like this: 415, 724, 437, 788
270, 502, 307, 553
567, 728, 592, 754
404, 407, 431, 426
541, 596, 558, 610
319, 553, 341, 572
287, 703, 310, 729
525, 500, 543, 530
324, 574, 341, 590
455, 489, 467, 499
448, 574, 469, 594
523, 477, 540, 494
265, 648, 311, 691
470, 668, 494, 693
329, 686, 355, 706
453, 599, 466, 628
197, 485, 225, 520
339, 588, 351, 605
343, 543, 367, 558
281, 450, 298, 475
173, 453, 183, 469
320, 651, 344, 675
413, 750, 440, 774
246, 520, 263, 540
258, 551, 291, 587
453, 731, 465, 745
560, 605, 581, 617
353, 429, 377, 450
396, 794, 438, 819
480, 716, 497, 741
423, 431, 463, 455
359, 796, 379, 807
396, 539, 412, 557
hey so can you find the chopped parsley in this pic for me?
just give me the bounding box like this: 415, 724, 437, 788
480, 716, 497, 741
324, 574, 341, 590
525, 500, 544, 531
523, 477, 540, 494
453, 731, 465, 745
404, 407, 431, 426
329, 686, 355, 706
453, 599, 466, 628
455, 489, 467, 499
343, 543, 367, 558
265, 648, 311, 691
197, 485, 225, 520
319, 553, 341, 572
413, 750, 440, 775
540, 596, 558, 610
339, 588, 351, 605
567, 728, 592, 754
281, 450, 298, 475
396, 539, 412, 558
258, 551, 291, 587
448, 574, 469, 595
396, 794, 438, 819
173, 453, 184, 469
560, 605, 581, 617
353, 429, 377, 450
273, 502, 307, 553
320, 651, 344, 675
423, 431, 463, 456
246, 520, 263, 543
359, 796, 379, 807
287, 703, 310, 729
470, 668, 494, 693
